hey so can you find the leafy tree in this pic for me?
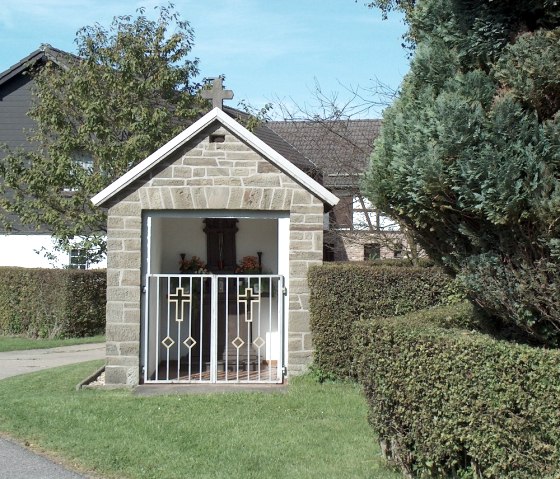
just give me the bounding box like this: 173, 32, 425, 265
363, 0, 560, 344
0, 4, 206, 263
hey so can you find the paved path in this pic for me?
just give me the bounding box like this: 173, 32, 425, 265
0, 343, 105, 380
0, 437, 88, 479
0, 343, 105, 478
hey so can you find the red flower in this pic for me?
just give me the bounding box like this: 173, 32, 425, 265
235, 256, 260, 273
179, 254, 208, 274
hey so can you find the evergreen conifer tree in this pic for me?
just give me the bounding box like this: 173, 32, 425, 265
364, 0, 560, 344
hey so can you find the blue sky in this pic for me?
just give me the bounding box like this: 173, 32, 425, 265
0, 0, 409, 118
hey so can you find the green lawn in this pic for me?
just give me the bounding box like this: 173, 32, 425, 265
0, 335, 105, 352
0, 361, 400, 479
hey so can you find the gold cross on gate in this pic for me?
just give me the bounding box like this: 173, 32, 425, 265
169, 287, 191, 322
201, 77, 234, 109
238, 287, 260, 323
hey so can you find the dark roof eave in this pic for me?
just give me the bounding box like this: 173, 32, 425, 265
222, 106, 317, 173
0, 45, 78, 88
0, 50, 46, 86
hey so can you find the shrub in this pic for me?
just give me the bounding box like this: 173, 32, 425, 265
353, 304, 560, 478
308, 262, 452, 378
364, 1, 560, 346
0, 267, 106, 339
384, 300, 486, 330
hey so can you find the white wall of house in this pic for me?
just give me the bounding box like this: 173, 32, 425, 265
0, 234, 107, 269
352, 196, 399, 231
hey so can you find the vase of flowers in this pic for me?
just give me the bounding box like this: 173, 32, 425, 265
235, 255, 261, 274
235, 255, 274, 296
179, 254, 208, 274
173, 254, 209, 296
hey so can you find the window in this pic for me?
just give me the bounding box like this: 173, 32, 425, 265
393, 243, 403, 259
323, 243, 335, 262
209, 134, 225, 143
352, 195, 401, 231
364, 243, 381, 261
63, 151, 94, 192
74, 151, 94, 172
331, 196, 353, 229
352, 195, 376, 230
69, 249, 88, 269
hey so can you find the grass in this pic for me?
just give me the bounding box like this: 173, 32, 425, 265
0, 335, 105, 352
0, 361, 401, 479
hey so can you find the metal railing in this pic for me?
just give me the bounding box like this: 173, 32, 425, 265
143, 274, 284, 384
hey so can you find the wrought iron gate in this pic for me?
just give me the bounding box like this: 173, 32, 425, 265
143, 274, 284, 384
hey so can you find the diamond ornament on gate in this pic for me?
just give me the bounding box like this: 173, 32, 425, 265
162, 336, 175, 349
232, 336, 245, 349
183, 336, 197, 349
253, 336, 265, 349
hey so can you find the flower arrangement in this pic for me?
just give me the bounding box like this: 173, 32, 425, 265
235, 254, 275, 296
235, 255, 261, 274
179, 254, 208, 274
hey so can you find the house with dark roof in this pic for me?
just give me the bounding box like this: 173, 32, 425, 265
266, 118, 402, 261
0, 45, 90, 267
0, 45, 76, 152
0, 46, 399, 269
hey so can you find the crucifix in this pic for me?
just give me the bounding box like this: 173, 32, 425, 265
201, 77, 234, 110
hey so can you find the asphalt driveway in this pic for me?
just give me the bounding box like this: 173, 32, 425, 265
0, 343, 105, 380
0, 342, 105, 478
0, 437, 89, 479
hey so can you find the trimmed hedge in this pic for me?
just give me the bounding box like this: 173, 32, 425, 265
353, 304, 560, 479
308, 262, 453, 378
0, 267, 106, 339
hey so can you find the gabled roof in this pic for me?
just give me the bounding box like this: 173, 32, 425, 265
222, 107, 381, 189
222, 106, 317, 174
267, 119, 381, 188
0, 45, 79, 235
0, 44, 77, 87
91, 108, 339, 208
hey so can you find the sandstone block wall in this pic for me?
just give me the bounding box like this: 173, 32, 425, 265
104, 124, 324, 385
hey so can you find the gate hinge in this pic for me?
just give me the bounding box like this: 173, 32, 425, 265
282, 287, 287, 295
142, 286, 147, 294
282, 366, 287, 376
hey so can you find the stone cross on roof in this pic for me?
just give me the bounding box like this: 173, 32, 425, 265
201, 77, 234, 110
